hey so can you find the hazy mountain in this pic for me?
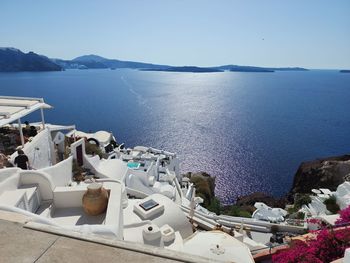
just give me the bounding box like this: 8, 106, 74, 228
71, 55, 170, 70
69, 56, 308, 72
0, 48, 62, 72
72, 55, 108, 63
0, 47, 309, 73
217, 65, 308, 72
268, 67, 308, 71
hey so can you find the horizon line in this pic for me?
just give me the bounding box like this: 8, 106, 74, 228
1, 46, 349, 71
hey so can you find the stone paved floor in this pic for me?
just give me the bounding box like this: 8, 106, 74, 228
0, 219, 181, 263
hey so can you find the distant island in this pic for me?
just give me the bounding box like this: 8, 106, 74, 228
52, 54, 170, 71
67, 56, 308, 73
219, 65, 274, 72
140, 66, 222, 73
0, 47, 309, 73
217, 65, 308, 72
340, 70, 350, 73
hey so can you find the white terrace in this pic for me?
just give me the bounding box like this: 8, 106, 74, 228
0, 96, 51, 147
0, 96, 75, 169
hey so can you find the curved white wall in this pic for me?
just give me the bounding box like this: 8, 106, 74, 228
19, 171, 54, 200
41, 156, 73, 187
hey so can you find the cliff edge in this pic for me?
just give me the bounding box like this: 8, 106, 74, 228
289, 154, 350, 197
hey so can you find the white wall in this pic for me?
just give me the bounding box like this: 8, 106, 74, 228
41, 156, 73, 187
0, 168, 20, 183
11, 128, 54, 169
19, 171, 54, 200
0, 173, 20, 195
53, 187, 86, 208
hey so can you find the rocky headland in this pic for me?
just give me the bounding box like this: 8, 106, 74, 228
187, 154, 350, 216
288, 154, 350, 199
0, 48, 62, 72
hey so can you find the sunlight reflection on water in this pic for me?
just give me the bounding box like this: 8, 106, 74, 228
1, 69, 350, 204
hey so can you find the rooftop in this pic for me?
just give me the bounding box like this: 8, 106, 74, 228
0, 96, 52, 127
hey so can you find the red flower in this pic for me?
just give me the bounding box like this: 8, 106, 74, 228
272, 227, 350, 263
336, 205, 350, 225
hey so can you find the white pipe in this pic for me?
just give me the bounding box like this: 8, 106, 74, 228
18, 118, 25, 147
93, 178, 121, 183
46, 127, 53, 166
40, 108, 46, 129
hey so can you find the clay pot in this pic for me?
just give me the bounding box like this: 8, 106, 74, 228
82, 183, 109, 215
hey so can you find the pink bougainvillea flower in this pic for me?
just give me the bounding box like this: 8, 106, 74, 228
336, 205, 350, 225
272, 227, 350, 263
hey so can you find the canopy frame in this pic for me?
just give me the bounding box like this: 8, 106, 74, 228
0, 96, 53, 148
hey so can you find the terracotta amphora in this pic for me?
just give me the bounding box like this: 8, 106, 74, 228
82, 183, 108, 215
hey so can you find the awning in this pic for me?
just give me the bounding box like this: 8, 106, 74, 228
0, 96, 52, 127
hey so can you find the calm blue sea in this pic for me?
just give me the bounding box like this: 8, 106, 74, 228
1, 69, 350, 204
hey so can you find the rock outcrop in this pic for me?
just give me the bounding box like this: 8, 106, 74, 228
289, 154, 350, 197
184, 172, 215, 207
185, 154, 350, 214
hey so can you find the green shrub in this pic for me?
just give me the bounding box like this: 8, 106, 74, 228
287, 206, 299, 215
190, 174, 215, 207
237, 210, 252, 218
226, 205, 239, 216
296, 212, 305, 219
225, 205, 251, 218
85, 142, 103, 158
207, 197, 222, 215
286, 206, 305, 220
324, 195, 340, 214
294, 194, 311, 209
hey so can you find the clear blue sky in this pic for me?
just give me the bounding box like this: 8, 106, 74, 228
1, 0, 349, 69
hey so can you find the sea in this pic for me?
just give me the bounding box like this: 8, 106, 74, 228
1, 69, 349, 204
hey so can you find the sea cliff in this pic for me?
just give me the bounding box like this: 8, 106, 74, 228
189, 153, 350, 214
289, 154, 350, 197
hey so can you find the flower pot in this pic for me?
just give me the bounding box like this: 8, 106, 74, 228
82, 183, 108, 215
